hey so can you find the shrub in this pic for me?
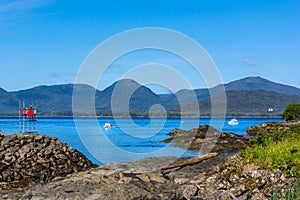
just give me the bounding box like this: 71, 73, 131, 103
282, 104, 300, 121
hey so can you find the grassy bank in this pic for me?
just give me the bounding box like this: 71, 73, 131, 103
240, 124, 300, 177
239, 123, 300, 199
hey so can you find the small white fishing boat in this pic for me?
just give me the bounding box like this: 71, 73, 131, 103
228, 118, 239, 125
103, 123, 115, 129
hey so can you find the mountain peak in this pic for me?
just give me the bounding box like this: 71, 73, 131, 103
225, 76, 300, 96
113, 79, 141, 88
235, 76, 271, 83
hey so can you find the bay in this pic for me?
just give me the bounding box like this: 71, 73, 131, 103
0, 117, 283, 165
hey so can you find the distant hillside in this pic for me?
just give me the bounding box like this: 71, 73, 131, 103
162, 77, 300, 108
0, 88, 16, 113
224, 76, 300, 96
0, 77, 300, 117
12, 84, 74, 112
0, 79, 163, 115
181, 90, 300, 117
95, 79, 161, 111
224, 90, 300, 116
172, 88, 210, 104
0, 84, 97, 115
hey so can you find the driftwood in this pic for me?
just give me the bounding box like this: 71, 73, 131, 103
161, 152, 218, 170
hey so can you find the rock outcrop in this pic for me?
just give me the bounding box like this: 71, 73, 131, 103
162, 125, 248, 152
167, 155, 298, 200
0, 131, 95, 189
247, 120, 300, 136
0, 155, 297, 200
0, 122, 299, 200
0, 156, 178, 200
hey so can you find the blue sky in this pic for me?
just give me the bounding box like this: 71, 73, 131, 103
0, 0, 299, 93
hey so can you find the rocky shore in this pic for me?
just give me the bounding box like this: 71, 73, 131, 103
0, 122, 299, 199
0, 131, 95, 190
162, 124, 248, 153
247, 120, 300, 136
0, 154, 297, 200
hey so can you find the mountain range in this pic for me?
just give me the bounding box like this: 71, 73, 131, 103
1, 76, 300, 117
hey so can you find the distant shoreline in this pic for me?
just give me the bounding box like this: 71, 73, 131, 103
0, 115, 283, 119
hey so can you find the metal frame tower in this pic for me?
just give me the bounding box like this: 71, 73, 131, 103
19, 101, 38, 133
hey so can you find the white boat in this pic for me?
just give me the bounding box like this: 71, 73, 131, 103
103, 123, 115, 129
228, 118, 239, 125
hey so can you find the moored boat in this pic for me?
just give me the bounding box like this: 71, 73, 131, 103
103, 123, 115, 129
228, 118, 239, 125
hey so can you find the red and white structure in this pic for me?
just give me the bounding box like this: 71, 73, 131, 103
268, 107, 273, 122
268, 107, 273, 113
19, 102, 38, 133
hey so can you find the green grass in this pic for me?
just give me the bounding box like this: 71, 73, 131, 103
239, 124, 300, 177
270, 181, 300, 200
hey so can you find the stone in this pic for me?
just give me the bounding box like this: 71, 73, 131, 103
55, 153, 67, 160
136, 174, 150, 182
174, 178, 190, 185
182, 185, 198, 199
35, 135, 43, 142
148, 173, 166, 184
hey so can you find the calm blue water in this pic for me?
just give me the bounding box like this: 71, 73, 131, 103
0, 118, 283, 165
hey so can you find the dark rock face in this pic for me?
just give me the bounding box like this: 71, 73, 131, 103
0, 131, 94, 189
162, 125, 248, 152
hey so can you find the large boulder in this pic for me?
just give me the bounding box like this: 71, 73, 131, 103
0, 132, 95, 189
162, 125, 248, 152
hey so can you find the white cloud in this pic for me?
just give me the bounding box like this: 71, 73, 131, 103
243, 58, 256, 66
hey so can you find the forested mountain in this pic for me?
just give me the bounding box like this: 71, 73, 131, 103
0, 77, 299, 117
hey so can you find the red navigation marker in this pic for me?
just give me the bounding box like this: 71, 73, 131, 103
27, 107, 35, 117
19, 102, 38, 133
268, 107, 273, 113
